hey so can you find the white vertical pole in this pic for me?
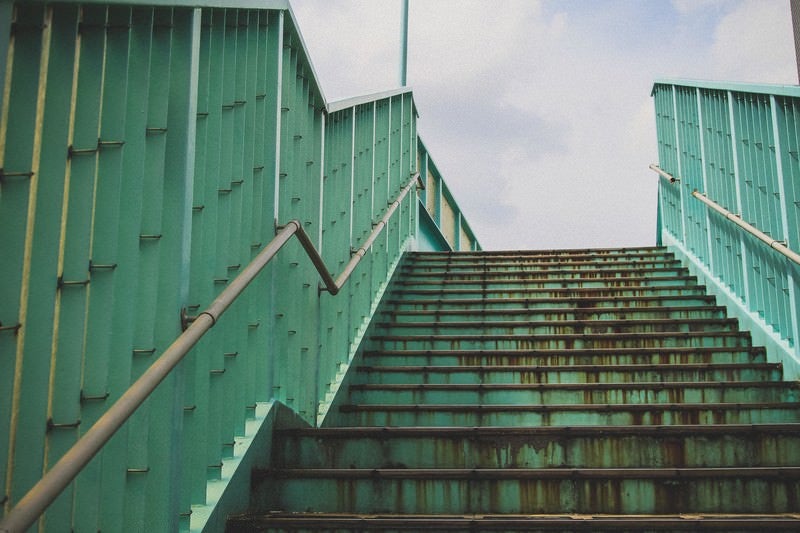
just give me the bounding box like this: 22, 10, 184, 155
400, 0, 409, 86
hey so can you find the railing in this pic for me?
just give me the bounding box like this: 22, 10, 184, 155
0, 2, 431, 531
0, 173, 420, 533
651, 79, 800, 378
417, 138, 481, 251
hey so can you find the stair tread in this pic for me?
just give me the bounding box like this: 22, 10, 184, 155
376, 318, 737, 328
384, 305, 726, 315
356, 362, 778, 372
399, 268, 686, 277
393, 285, 704, 295
340, 401, 800, 411
405, 257, 677, 265
228, 512, 800, 529
394, 276, 697, 285
261, 466, 800, 479
370, 330, 749, 340
350, 380, 796, 390
387, 295, 717, 305
365, 346, 764, 355
283, 423, 800, 437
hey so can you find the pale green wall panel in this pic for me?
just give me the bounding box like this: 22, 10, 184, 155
654, 79, 800, 381
0, 2, 473, 531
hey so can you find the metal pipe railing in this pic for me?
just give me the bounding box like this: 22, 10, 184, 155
0, 173, 421, 533
649, 163, 679, 183
649, 164, 800, 267
691, 189, 800, 266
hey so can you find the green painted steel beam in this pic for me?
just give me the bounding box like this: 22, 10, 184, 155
653, 78, 800, 98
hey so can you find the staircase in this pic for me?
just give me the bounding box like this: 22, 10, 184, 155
227, 247, 800, 531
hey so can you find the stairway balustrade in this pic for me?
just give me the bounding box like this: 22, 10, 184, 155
0, 2, 477, 531
652, 79, 800, 379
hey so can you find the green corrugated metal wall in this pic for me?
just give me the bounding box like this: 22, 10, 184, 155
653, 79, 800, 379
0, 2, 478, 530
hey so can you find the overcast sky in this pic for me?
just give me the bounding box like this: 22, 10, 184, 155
289, 0, 796, 251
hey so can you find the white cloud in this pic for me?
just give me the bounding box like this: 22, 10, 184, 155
671, 0, 735, 15
289, 0, 796, 250
710, 0, 796, 84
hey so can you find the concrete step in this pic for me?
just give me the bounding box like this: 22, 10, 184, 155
362, 346, 768, 367
337, 401, 800, 426
347, 381, 800, 405
354, 362, 782, 384
274, 424, 800, 469
226, 512, 800, 532
250, 466, 800, 515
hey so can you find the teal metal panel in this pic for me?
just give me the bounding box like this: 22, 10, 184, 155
238, 7, 260, 441
46, 5, 106, 531
414, 138, 480, 252
417, 199, 452, 252
1, 3, 71, 521
74, 5, 131, 531
654, 77, 800, 99
0, 1, 10, 115
98, 7, 152, 531
124, 8, 173, 531
159, 9, 200, 530
0, 0, 479, 530
654, 79, 800, 378
184, 5, 214, 508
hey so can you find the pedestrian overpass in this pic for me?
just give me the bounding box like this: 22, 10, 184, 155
1, 1, 800, 531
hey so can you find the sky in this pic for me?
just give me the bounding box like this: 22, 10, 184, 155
289, 0, 797, 251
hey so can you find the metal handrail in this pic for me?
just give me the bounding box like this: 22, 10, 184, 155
691, 189, 800, 266
649, 164, 800, 266
649, 163, 679, 183
0, 173, 421, 533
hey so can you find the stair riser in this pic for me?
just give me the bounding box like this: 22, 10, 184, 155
356, 368, 781, 384
397, 267, 688, 279
388, 296, 718, 310
339, 408, 800, 426
373, 322, 737, 336
391, 287, 707, 299
255, 477, 800, 515
348, 387, 798, 405
394, 279, 697, 291
404, 256, 678, 267
382, 308, 728, 322
230, 518, 800, 532
364, 350, 765, 367
275, 433, 800, 469
371, 336, 751, 351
